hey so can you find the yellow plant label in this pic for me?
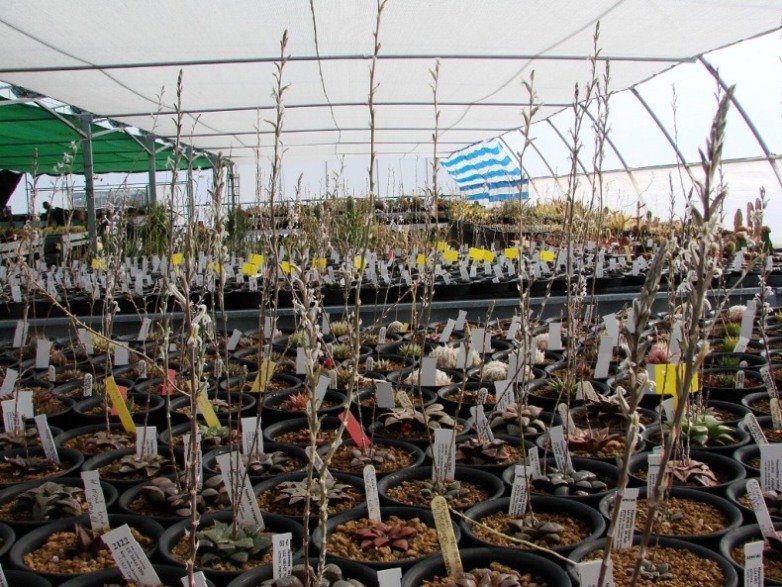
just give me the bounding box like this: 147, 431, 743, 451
105, 376, 135, 433
251, 359, 276, 392
431, 496, 463, 577
540, 250, 555, 263
250, 254, 264, 266
416, 254, 426, 266
241, 262, 258, 276
482, 250, 495, 263
207, 262, 221, 272
468, 247, 482, 261
313, 257, 327, 270
443, 250, 459, 263
649, 364, 698, 397
280, 261, 293, 274
400, 323, 409, 333
196, 393, 221, 427
172, 253, 184, 266
436, 241, 448, 252
91, 259, 106, 270
504, 247, 519, 260
354, 257, 364, 270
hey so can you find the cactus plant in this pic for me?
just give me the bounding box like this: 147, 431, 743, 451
402, 368, 452, 386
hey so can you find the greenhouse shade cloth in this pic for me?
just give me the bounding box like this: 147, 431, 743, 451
0, 100, 213, 175
442, 138, 528, 202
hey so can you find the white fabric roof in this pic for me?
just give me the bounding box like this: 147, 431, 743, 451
1, 0, 779, 162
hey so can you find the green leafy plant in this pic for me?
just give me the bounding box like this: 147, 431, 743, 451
197, 520, 272, 565
419, 479, 469, 502
664, 412, 737, 447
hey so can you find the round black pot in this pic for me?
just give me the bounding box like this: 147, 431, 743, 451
9, 513, 164, 584
705, 351, 768, 370
436, 382, 498, 419
317, 437, 425, 478
262, 389, 348, 424
0, 476, 118, 533
219, 373, 302, 394
719, 522, 782, 585
705, 399, 752, 425
0, 446, 84, 488
169, 391, 257, 423
642, 423, 750, 456
202, 442, 308, 481
386, 366, 465, 391
527, 378, 610, 411
262, 416, 343, 446
53, 423, 133, 457
58, 564, 217, 587
377, 465, 505, 510
351, 387, 436, 421
81, 446, 185, 492
627, 449, 747, 495
311, 505, 461, 571
598, 486, 742, 549
535, 427, 645, 464
460, 495, 606, 556
368, 415, 471, 450
157, 509, 304, 584
569, 535, 738, 587
502, 457, 623, 507
227, 557, 378, 587
402, 546, 571, 587
733, 444, 761, 476
701, 367, 765, 403
0, 570, 52, 587
742, 391, 774, 416
72, 392, 166, 428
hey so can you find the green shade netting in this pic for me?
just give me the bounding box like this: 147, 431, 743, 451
0, 101, 213, 174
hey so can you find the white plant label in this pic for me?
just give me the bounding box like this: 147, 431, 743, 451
305, 446, 334, 481
548, 425, 572, 471
34, 414, 59, 464
313, 375, 330, 410
420, 356, 438, 387
548, 322, 563, 351
215, 451, 265, 528
469, 328, 491, 354
668, 320, 683, 361
295, 347, 307, 375
736, 369, 746, 389
137, 317, 151, 342
602, 313, 619, 348
241, 417, 264, 455
102, 524, 161, 586
137, 361, 148, 379
760, 443, 782, 491
48, 365, 56, 383
364, 464, 382, 522
81, 373, 92, 397
432, 428, 456, 482
321, 313, 330, 336
455, 344, 468, 370
557, 403, 577, 435
248, 276, 258, 291
526, 446, 541, 477
1, 401, 21, 433
594, 335, 614, 379
625, 308, 636, 333
439, 319, 456, 343
508, 464, 530, 516
771, 398, 782, 431
506, 315, 521, 341
454, 310, 467, 331
647, 453, 662, 504
17, 390, 33, 419
226, 329, 243, 352
661, 397, 675, 422
761, 366, 775, 397
114, 345, 129, 366
747, 478, 780, 539
494, 378, 514, 411
376, 568, 403, 587
375, 381, 396, 409
741, 301, 757, 339
81, 470, 110, 531
395, 390, 415, 411
35, 338, 50, 370
135, 426, 158, 457
78, 329, 94, 355
613, 487, 639, 550
470, 405, 494, 443
272, 532, 293, 580
263, 317, 276, 338
0, 562, 9, 587
0, 369, 16, 397
12, 321, 27, 348
577, 558, 614, 587
744, 413, 768, 445
744, 540, 764, 587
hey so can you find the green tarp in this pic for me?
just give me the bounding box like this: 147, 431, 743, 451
0, 100, 213, 174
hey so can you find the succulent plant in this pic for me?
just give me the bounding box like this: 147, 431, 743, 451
665, 412, 737, 447
334, 365, 358, 388
481, 360, 509, 381
428, 346, 459, 369
763, 489, 782, 516
109, 453, 176, 478
402, 368, 452, 387
69, 523, 106, 556
274, 478, 354, 507
565, 427, 626, 455
349, 446, 391, 468
0, 427, 41, 451
197, 424, 238, 449
225, 362, 249, 379
277, 391, 311, 411
244, 451, 292, 477
667, 459, 719, 487
330, 343, 353, 360
32, 392, 65, 415
530, 466, 609, 497
288, 332, 308, 348
81, 430, 134, 454
380, 403, 456, 435
637, 558, 674, 581
419, 479, 470, 502
329, 321, 352, 337
350, 521, 418, 552
489, 404, 548, 436
725, 304, 747, 323
13, 481, 84, 520
505, 515, 564, 545
197, 520, 273, 565
260, 562, 366, 587
541, 377, 578, 399
387, 321, 404, 334
456, 438, 515, 465
398, 342, 423, 359
645, 343, 672, 365
443, 565, 531, 587
141, 475, 229, 516
3, 454, 57, 474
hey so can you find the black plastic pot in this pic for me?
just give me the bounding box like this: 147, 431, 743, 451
351, 387, 436, 421
742, 391, 774, 416
311, 505, 461, 570
263, 416, 343, 446
733, 444, 761, 476
72, 392, 166, 427
262, 388, 348, 423
81, 446, 185, 492
401, 546, 572, 587
642, 423, 750, 456
0, 446, 84, 488
168, 390, 257, 425
53, 423, 133, 457
202, 442, 308, 481
705, 351, 768, 370
598, 486, 742, 548
377, 465, 505, 510
318, 437, 425, 478
460, 495, 606, 556
157, 509, 304, 584
0, 476, 118, 533
219, 373, 302, 394
437, 382, 498, 419
227, 557, 378, 587
58, 564, 217, 587
0, 570, 52, 587
569, 535, 738, 587
627, 449, 747, 495
719, 521, 782, 585
701, 367, 765, 403
9, 513, 164, 583
536, 427, 645, 464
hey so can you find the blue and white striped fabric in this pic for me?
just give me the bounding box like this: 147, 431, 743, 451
441, 138, 528, 202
